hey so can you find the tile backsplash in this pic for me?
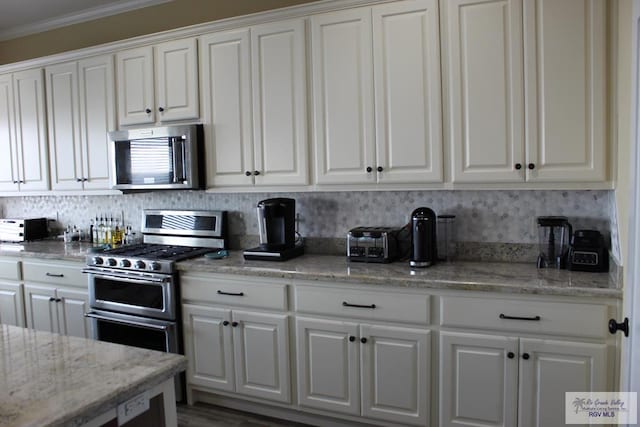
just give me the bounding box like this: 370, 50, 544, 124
0, 189, 615, 251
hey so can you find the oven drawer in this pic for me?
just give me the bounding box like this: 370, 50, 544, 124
23, 260, 85, 288
0, 258, 21, 281
181, 273, 287, 311
439, 296, 609, 339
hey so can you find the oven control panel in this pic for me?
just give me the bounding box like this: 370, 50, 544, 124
89, 256, 171, 274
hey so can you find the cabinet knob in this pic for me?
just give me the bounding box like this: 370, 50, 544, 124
83, 178, 88, 182
223, 320, 230, 326
232, 321, 239, 327
76, 178, 83, 182
515, 163, 522, 170
522, 353, 530, 360
349, 336, 356, 342
13, 181, 18, 184
360, 337, 368, 344
366, 166, 373, 173
528, 163, 535, 170
609, 318, 629, 337
245, 171, 251, 176
49, 297, 56, 302
19, 180, 24, 184
253, 171, 260, 176
159, 107, 165, 112
145, 108, 152, 114
377, 166, 383, 172
507, 352, 515, 359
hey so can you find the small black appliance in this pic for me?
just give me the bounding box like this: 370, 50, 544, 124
568, 230, 609, 272
536, 216, 572, 269
347, 227, 402, 263
243, 198, 304, 261
410, 207, 437, 268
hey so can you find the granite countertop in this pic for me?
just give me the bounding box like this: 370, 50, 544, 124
0, 241, 620, 299
0, 325, 186, 427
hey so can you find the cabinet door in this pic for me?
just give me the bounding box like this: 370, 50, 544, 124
296, 316, 360, 415
57, 287, 90, 338
373, 0, 443, 184
200, 29, 254, 187
46, 62, 83, 190
361, 324, 430, 426
24, 284, 58, 333
182, 304, 235, 392
518, 338, 607, 427
78, 55, 116, 190
232, 311, 291, 403
0, 74, 19, 192
155, 38, 199, 122
524, 0, 606, 182
443, 0, 524, 183
0, 281, 25, 327
251, 19, 308, 186
13, 68, 49, 191
116, 47, 155, 126
440, 331, 518, 427
311, 8, 375, 185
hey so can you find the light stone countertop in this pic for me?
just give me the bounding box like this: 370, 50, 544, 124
0, 325, 186, 427
0, 241, 620, 299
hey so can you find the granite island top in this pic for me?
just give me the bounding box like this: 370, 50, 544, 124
0, 325, 186, 427
0, 240, 621, 299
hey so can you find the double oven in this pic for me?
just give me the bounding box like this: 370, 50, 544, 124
83, 210, 227, 393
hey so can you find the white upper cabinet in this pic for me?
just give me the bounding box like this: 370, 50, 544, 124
46, 55, 115, 191
201, 19, 308, 187
372, 0, 442, 184
443, 0, 524, 183
117, 38, 198, 126
444, 0, 607, 184
312, 0, 442, 185
523, 0, 606, 182
12, 68, 49, 191
0, 74, 20, 192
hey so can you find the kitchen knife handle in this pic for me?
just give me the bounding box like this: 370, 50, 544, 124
499, 313, 541, 321
342, 301, 376, 309
217, 290, 244, 297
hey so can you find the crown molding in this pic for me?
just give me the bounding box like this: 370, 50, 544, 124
0, 0, 173, 42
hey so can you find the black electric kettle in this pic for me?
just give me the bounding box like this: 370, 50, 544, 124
410, 207, 437, 268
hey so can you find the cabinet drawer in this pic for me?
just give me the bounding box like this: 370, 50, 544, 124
295, 284, 430, 325
181, 273, 288, 311
440, 296, 608, 338
0, 259, 21, 281
22, 260, 86, 288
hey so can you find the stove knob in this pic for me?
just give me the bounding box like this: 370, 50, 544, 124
119, 259, 131, 268
134, 260, 146, 270
107, 258, 117, 267
150, 262, 162, 271
92, 257, 104, 265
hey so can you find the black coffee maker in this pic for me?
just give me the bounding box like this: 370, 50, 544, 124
243, 198, 304, 261
410, 207, 437, 268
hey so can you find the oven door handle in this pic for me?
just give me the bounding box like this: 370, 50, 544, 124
85, 312, 170, 331
82, 269, 169, 284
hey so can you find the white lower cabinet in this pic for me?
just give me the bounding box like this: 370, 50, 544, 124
182, 304, 291, 403
0, 281, 25, 327
22, 259, 90, 338
296, 316, 430, 426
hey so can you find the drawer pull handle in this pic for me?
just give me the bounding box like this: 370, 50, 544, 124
499, 313, 541, 321
217, 290, 244, 297
46, 273, 65, 278
342, 301, 376, 309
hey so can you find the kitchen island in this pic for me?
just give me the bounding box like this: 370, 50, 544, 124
0, 324, 186, 427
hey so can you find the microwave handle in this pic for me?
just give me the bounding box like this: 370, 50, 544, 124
171, 138, 187, 183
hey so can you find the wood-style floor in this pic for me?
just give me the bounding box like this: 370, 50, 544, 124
177, 402, 310, 427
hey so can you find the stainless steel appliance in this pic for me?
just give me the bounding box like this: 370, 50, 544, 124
109, 124, 204, 191
84, 210, 227, 400
243, 198, 304, 261
410, 207, 437, 268
536, 216, 572, 268
568, 229, 609, 272
0, 218, 47, 242
347, 227, 401, 263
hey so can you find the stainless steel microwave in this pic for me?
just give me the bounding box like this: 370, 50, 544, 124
109, 124, 204, 191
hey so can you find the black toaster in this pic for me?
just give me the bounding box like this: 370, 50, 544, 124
568, 230, 609, 272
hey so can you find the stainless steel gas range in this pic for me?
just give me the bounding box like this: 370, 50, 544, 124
83, 210, 227, 398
